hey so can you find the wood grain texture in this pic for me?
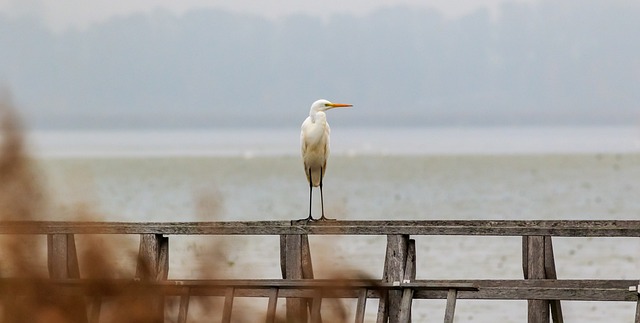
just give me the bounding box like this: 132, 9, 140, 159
177, 293, 190, 323
134, 234, 168, 322
265, 288, 278, 323
46, 234, 87, 323
1, 278, 636, 301
544, 236, 563, 323
526, 236, 550, 323
378, 235, 409, 323
355, 288, 368, 323
283, 235, 307, 322
221, 287, 235, 323
444, 289, 458, 323
3, 220, 640, 236
398, 239, 416, 323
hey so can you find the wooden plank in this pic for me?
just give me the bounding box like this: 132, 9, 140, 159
0, 278, 475, 290
4, 220, 640, 236
5, 277, 635, 292
265, 288, 278, 323
416, 287, 636, 301
221, 287, 235, 323
355, 289, 368, 323
78, 283, 640, 301
1, 278, 637, 301
443, 289, 458, 323
526, 236, 550, 323
544, 236, 563, 323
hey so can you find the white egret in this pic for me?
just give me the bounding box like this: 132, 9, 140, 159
300, 99, 352, 221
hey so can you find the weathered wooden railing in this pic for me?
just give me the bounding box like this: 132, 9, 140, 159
0, 220, 639, 323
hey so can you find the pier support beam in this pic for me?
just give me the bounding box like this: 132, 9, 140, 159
48, 233, 81, 279
543, 236, 564, 323
47, 233, 88, 323
377, 234, 416, 323
280, 234, 317, 322
523, 236, 563, 323
136, 234, 169, 322
136, 234, 169, 281
635, 296, 640, 323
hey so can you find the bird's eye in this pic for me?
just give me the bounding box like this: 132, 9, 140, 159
324, 103, 330, 107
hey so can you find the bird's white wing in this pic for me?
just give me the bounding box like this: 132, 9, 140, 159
300, 117, 310, 155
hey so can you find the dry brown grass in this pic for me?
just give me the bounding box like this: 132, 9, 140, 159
0, 93, 370, 322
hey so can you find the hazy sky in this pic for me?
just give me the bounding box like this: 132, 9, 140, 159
2, 0, 638, 128
0, 0, 539, 31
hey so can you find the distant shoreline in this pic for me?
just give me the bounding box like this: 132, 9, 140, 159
27, 125, 640, 158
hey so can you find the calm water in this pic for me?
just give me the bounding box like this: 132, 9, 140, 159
30, 126, 640, 322
27, 126, 640, 157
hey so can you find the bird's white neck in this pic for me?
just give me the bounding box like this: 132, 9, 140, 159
309, 109, 326, 123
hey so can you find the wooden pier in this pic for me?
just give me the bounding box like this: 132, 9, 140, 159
0, 220, 639, 322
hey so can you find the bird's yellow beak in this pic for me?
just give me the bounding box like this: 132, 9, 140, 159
328, 103, 353, 108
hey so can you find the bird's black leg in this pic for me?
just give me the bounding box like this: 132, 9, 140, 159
294, 168, 316, 224
319, 169, 325, 219
306, 168, 314, 222
318, 168, 334, 221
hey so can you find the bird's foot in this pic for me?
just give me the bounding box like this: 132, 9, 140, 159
318, 215, 337, 222
293, 215, 316, 225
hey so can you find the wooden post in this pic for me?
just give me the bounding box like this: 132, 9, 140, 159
47, 234, 81, 279
47, 234, 88, 323
443, 289, 458, 323
89, 297, 102, 323
301, 235, 322, 322
136, 234, 169, 281
523, 236, 563, 323
523, 236, 550, 323
135, 234, 169, 322
544, 236, 564, 323
177, 290, 190, 323
301, 234, 315, 279
355, 289, 368, 323
310, 290, 323, 323
281, 234, 307, 322
265, 288, 279, 323
635, 295, 640, 323
377, 234, 410, 323
522, 236, 529, 279
221, 287, 235, 323
398, 239, 416, 323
